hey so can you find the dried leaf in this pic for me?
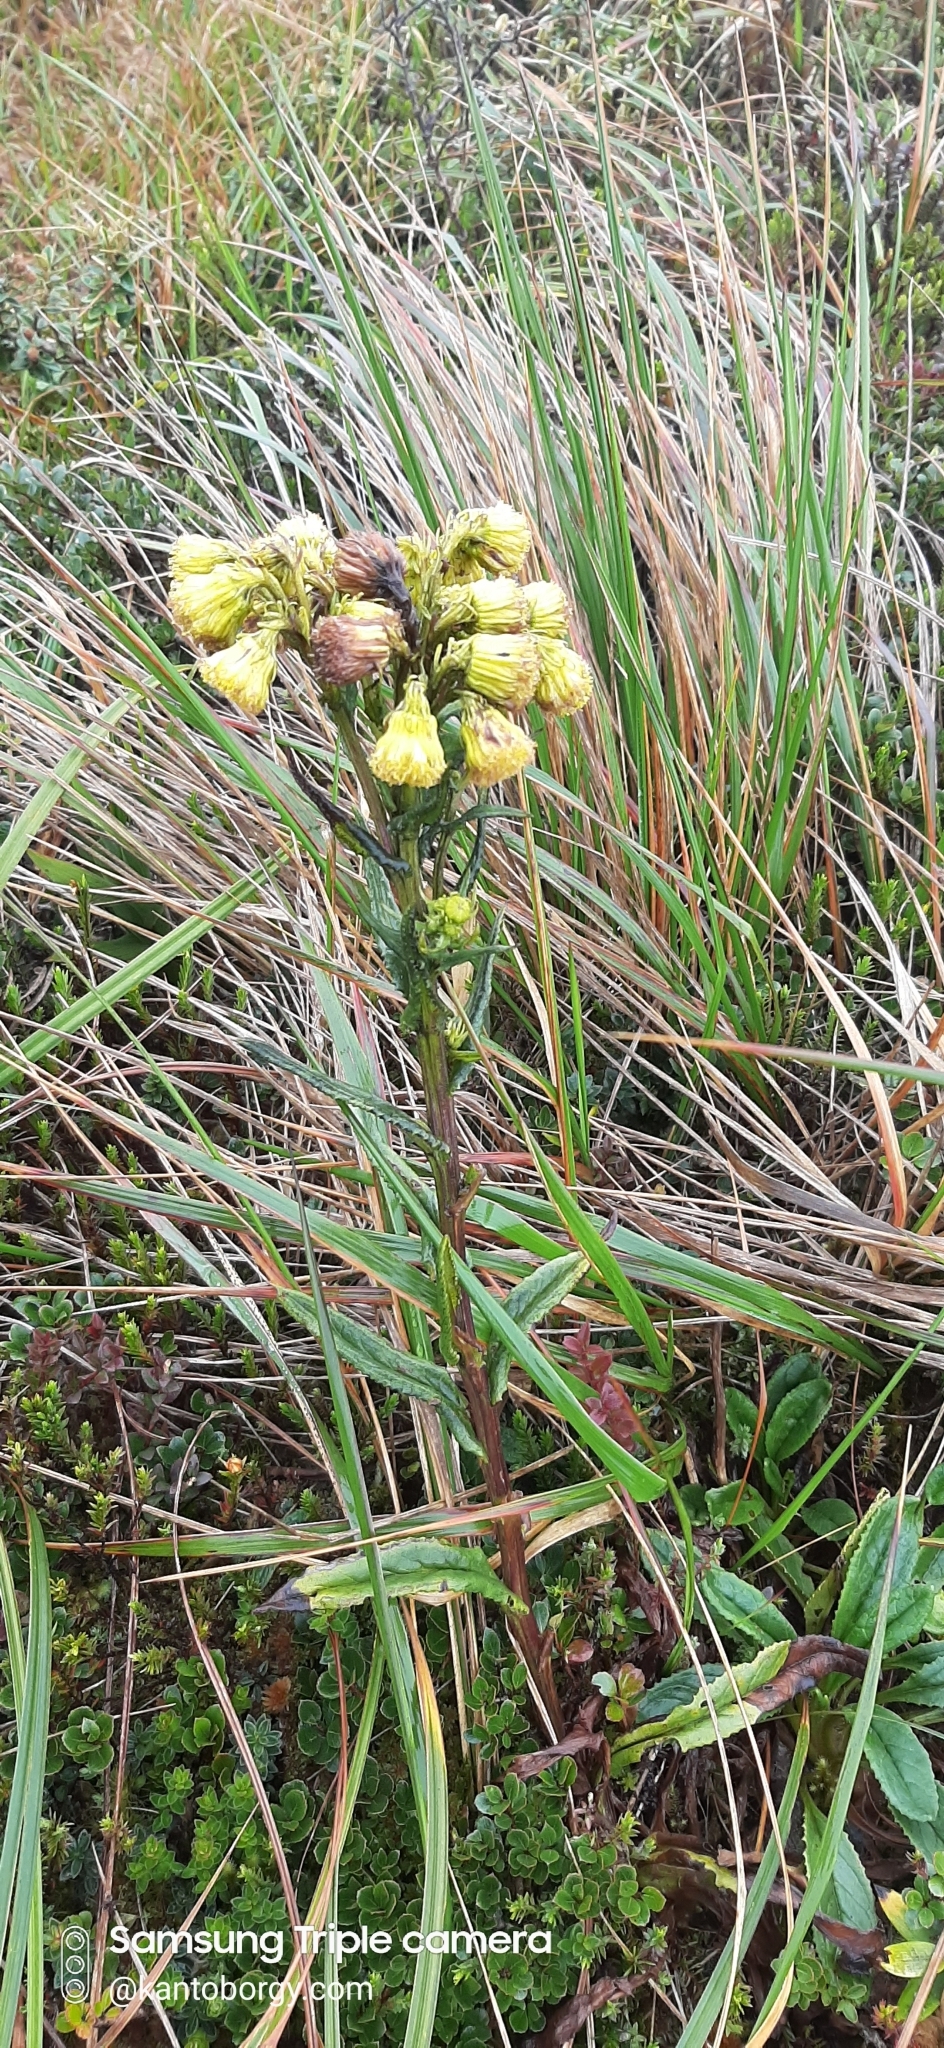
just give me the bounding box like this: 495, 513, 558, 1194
743, 1634, 867, 1715
511, 1730, 609, 1780
811, 1917, 884, 1964
532, 1974, 650, 2048
261, 1676, 291, 1714
615, 1636, 868, 1770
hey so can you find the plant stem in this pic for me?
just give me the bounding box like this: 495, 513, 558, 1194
330, 711, 562, 1729
415, 993, 562, 1735
330, 698, 397, 856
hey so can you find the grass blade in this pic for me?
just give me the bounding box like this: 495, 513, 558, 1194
675, 1712, 810, 2047
743, 1465, 909, 2043
0, 1507, 51, 2048
403, 1633, 450, 2048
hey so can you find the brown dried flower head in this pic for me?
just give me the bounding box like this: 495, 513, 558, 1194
312, 608, 401, 687
334, 531, 414, 616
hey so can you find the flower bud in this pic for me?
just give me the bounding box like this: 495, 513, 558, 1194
417, 894, 476, 957
271, 512, 331, 551
368, 676, 446, 789
342, 598, 410, 652
523, 582, 568, 638
442, 504, 532, 579
334, 531, 413, 615
396, 532, 441, 605
535, 641, 594, 715
312, 607, 402, 687
460, 697, 535, 787
198, 628, 280, 716
446, 633, 540, 710
262, 515, 337, 599
436, 578, 527, 636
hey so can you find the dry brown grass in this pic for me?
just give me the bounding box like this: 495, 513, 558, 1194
0, 0, 334, 245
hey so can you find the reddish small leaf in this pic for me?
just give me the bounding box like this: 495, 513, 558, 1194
565, 1638, 595, 1666
587, 1376, 646, 1453
562, 1322, 613, 1391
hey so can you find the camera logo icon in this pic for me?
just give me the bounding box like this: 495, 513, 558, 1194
62, 1925, 91, 2002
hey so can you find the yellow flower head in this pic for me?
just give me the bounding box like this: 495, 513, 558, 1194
535, 640, 594, 716
460, 697, 535, 787
523, 582, 568, 638
169, 558, 263, 647
396, 532, 442, 609
312, 607, 403, 688
340, 598, 410, 654
261, 515, 337, 601
270, 512, 331, 551
446, 632, 540, 711
441, 504, 532, 580
368, 676, 446, 789
198, 628, 280, 716
436, 578, 527, 636
170, 535, 240, 579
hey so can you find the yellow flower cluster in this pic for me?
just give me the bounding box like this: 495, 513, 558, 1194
372, 506, 592, 789
167, 505, 592, 788
168, 516, 403, 718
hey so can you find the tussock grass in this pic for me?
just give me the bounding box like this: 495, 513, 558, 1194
4, 12, 944, 2043
1, 0, 329, 241
4, 53, 944, 1352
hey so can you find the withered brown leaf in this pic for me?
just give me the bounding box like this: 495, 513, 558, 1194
532, 1975, 651, 2048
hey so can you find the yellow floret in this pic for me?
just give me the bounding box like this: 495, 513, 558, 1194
436, 578, 527, 636
198, 629, 280, 716
368, 677, 446, 789
460, 697, 535, 787
442, 504, 532, 579
169, 561, 262, 647
534, 641, 594, 715
523, 583, 568, 638
170, 536, 240, 579
446, 633, 539, 710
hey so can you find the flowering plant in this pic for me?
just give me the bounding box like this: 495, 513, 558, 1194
168, 504, 593, 1724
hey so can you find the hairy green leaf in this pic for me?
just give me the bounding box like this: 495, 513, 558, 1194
284, 1539, 526, 1613
764, 1375, 832, 1466
834, 1496, 923, 1648
486, 1250, 588, 1400
699, 1568, 796, 1647
863, 1707, 938, 1823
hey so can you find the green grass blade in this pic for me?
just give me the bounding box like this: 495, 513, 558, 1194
740, 1307, 944, 1565
0, 1507, 51, 2048
242, 1636, 386, 2048
458, 1259, 665, 1502
0, 863, 276, 1089
529, 1148, 668, 1382
290, 1191, 427, 1819
746, 1475, 907, 2038
403, 1642, 450, 2048
0, 1536, 43, 2048
0, 692, 129, 897
675, 1712, 810, 2046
